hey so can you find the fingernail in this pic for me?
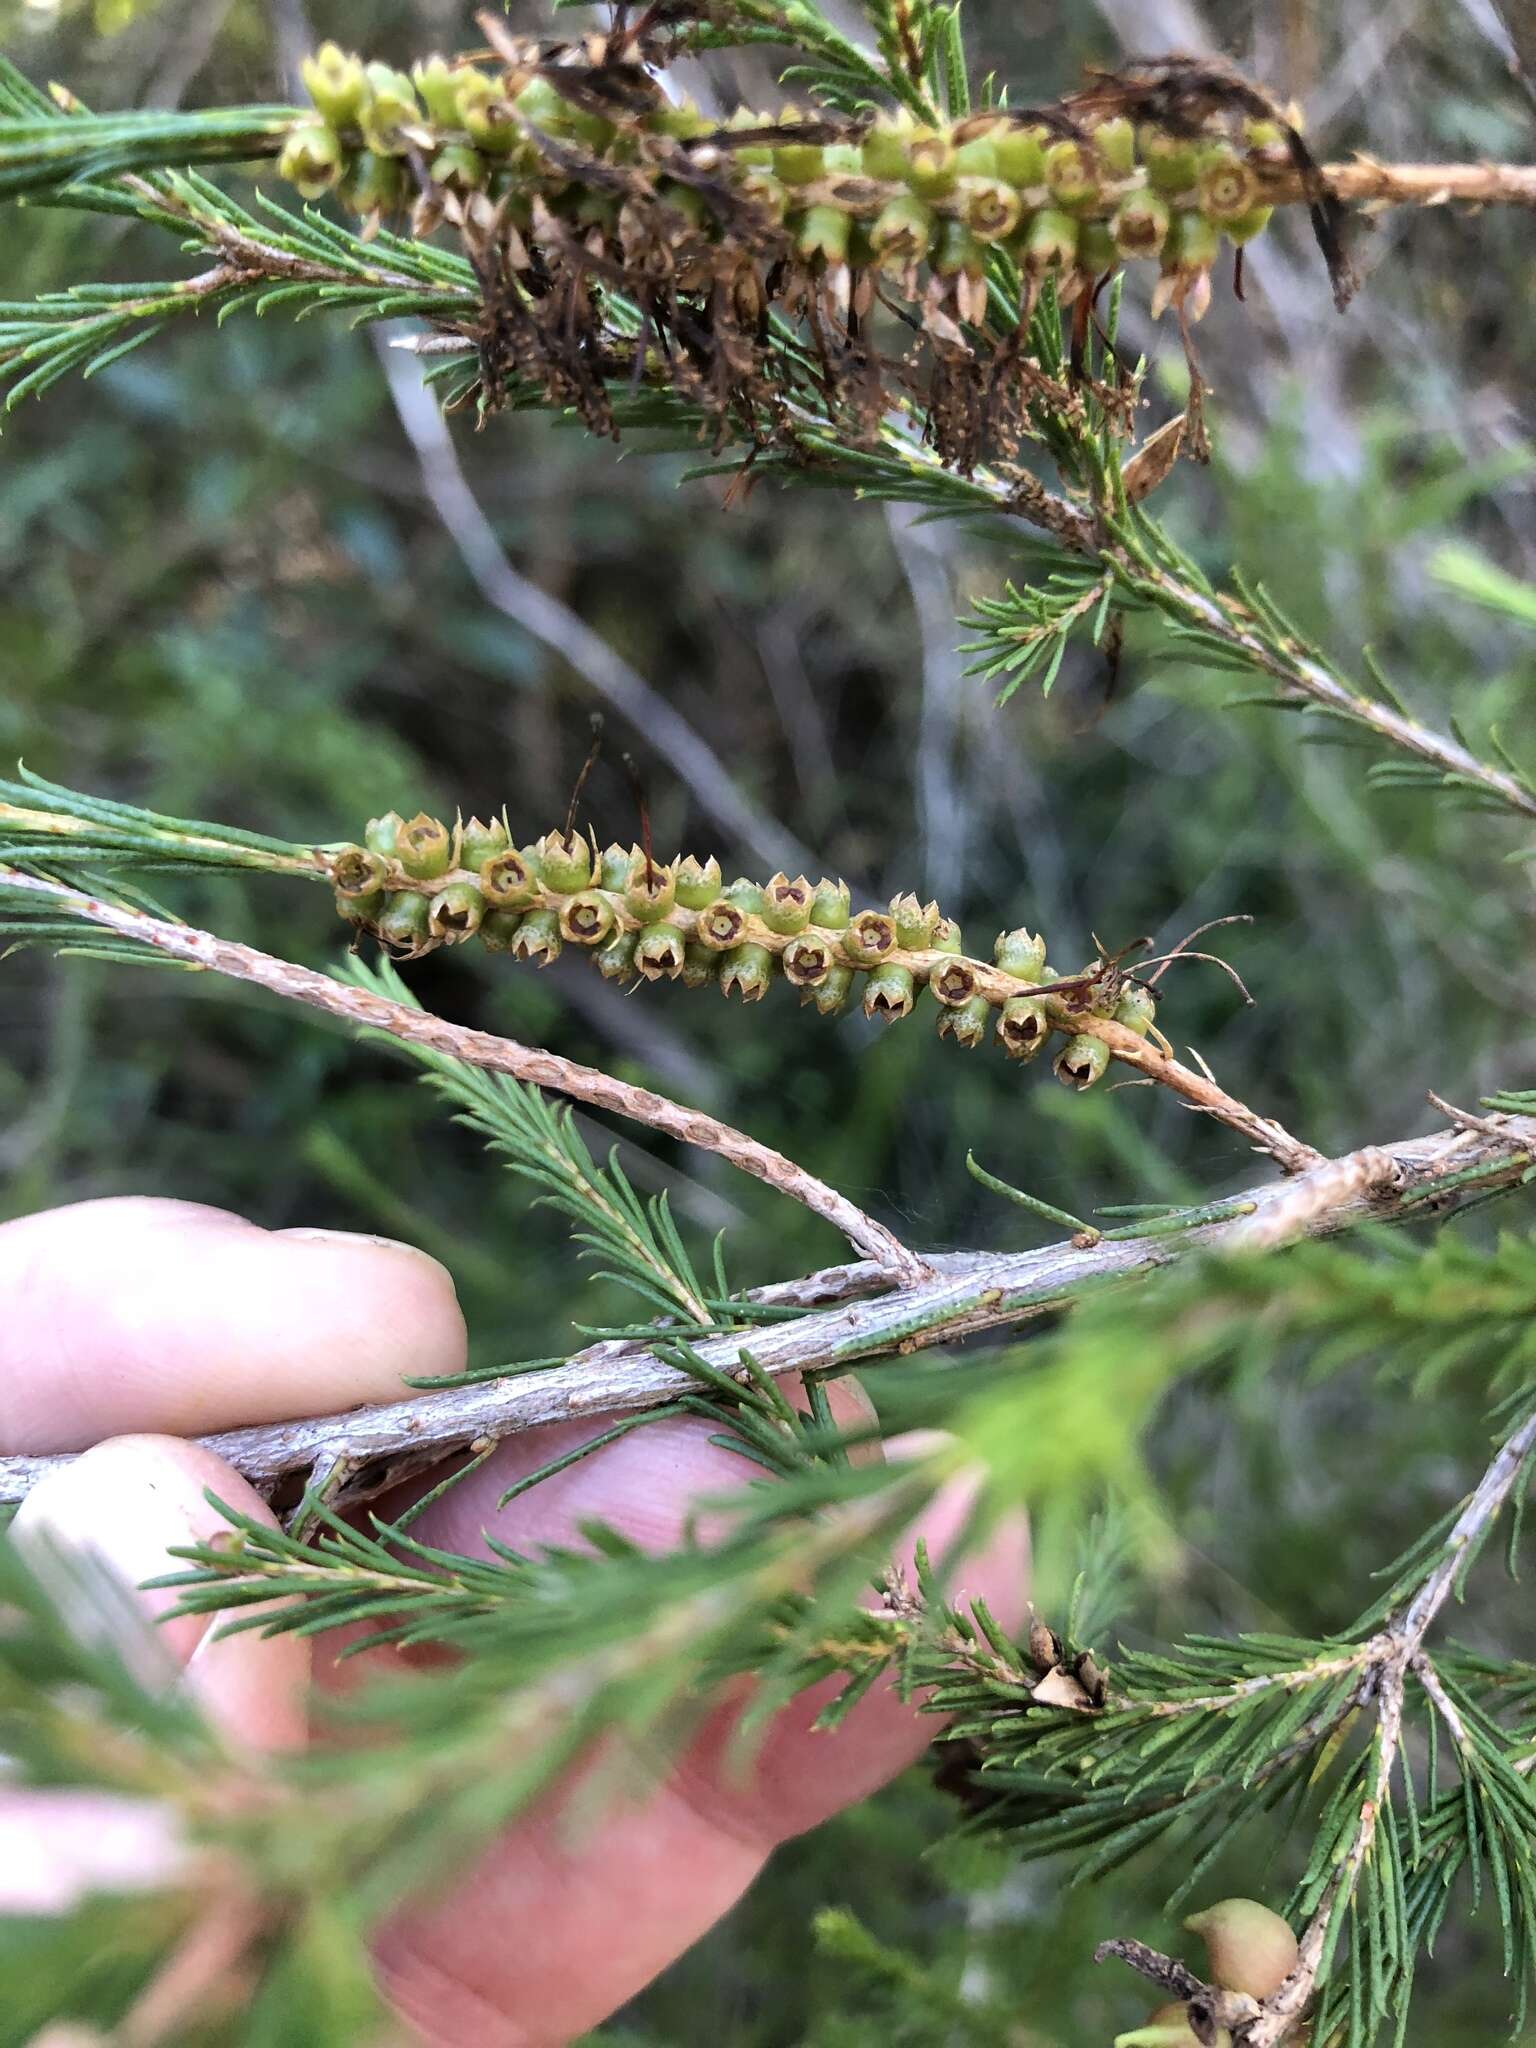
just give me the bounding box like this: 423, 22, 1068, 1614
276, 1226, 441, 1264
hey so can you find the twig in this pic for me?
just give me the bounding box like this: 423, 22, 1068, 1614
1262, 156, 1536, 212
0, 867, 923, 1285
1, 1087, 1530, 1512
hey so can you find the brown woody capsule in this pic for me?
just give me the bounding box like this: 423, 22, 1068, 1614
428, 882, 485, 943
480, 849, 539, 909
696, 898, 749, 951
782, 932, 835, 988
1027, 1615, 1061, 1671
330, 845, 388, 897
634, 922, 687, 981
395, 811, 454, 880
559, 891, 617, 947
1183, 1900, 1298, 2001
844, 909, 897, 966
998, 995, 1051, 1061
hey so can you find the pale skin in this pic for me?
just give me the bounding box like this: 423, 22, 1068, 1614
1, 1197, 1029, 2048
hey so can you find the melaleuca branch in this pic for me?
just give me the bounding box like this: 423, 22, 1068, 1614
2, 1105, 1530, 1512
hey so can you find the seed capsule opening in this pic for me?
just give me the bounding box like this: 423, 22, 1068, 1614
330, 846, 387, 897
560, 892, 616, 945
428, 883, 486, 942
635, 923, 687, 981
845, 910, 896, 964
998, 995, 1051, 1061
697, 899, 748, 950
481, 849, 538, 907
934, 959, 980, 1006
783, 934, 833, 987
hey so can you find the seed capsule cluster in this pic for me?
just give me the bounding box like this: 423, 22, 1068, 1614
278, 40, 1288, 463
330, 812, 1163, 1089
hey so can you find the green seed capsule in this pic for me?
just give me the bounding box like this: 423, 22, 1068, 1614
624, 852, 676, 923
870, 192, 935, 267
456, 71, 519, 155
359, 62, 421, 155
480, 909, 527, 953
302, 44, 369, 129
1243, 116, 1287, 153
595, 928, 639, 980
648, 98, 711, 141
723, 877, 766, 912
696, 898, 749, 951
959, 176, 1023, 243
844, 909, 897, 966
720, 942, 776, 1001
675, 854, 723, 909
510, 908, 562, 967
411, 56, 463, 127
339, 150, 409, 216
516, 75, 612, 149
933, 217, 986, 280
810, 878, 852, 929
330, 845, 388, 898
761, 873, 815, 935
795, 204, 852, 265
1019, 206, 1078, 273
1092, 116, 1137, 177
1224, 203, 1274, 246
937, 992, 992, 1048
597, 842, 632, 892
395, 812, 454, 880
635, 922, 687, 981
1140, 126, 1201, 195
905, 131, 957, 199
998, 994, 1052, 1061
1115, 982, 1158, 1037
459, 816, 510, 869
428, 882, 486, 944
559, 891, 617, 946
480, 849, 539, 909
1055, 1032, 1110, 1089
335, 885, 383, 925
1077, 218, 1117, 275
773, 140, 826, 187
430, 143, 490, 192
279, 122, 345, 199
803, 963, 855, 1016
536, 829, 593, 893
378, 892, 432, 956
1197, 145, 1259, 223
951, 119, 1004, 178
739, 168, 789, 219
680, 941, 718, 989
861, 117, 916, 182
782, 932, 834, 988
1043, 139, 1099, 211
863, 962, 915, 1023
1110, 189, 1171, 259
995, 927, 1048, 981
992, 121, 1046, 188
364, 810, 405, 860
889, 893, 940, 947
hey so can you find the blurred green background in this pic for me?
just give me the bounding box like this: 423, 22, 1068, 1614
1, 0, 1533, 2039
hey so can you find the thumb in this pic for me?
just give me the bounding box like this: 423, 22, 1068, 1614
13, 1434, 308, 1754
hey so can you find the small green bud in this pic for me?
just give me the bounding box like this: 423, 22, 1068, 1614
1153, 210, 1220, 318
905, 130, 957, 198
329, 845, 388, 898
773, 140, 826, 188
301, 43, 368, 129
674, 853, 723, 909
1054, 1032, 1110, 1089
1196, 145, 1259, 223
680, 941, 718, 989
364, 811, 405, 860
932, 217, 986, 280
870, 192, 935, 268
598, 842, 632, 892
635, 921, 687, 981
479, 909, 525, 953
761, 873, 815, 935
992, 121, 1046, 188
863, 962, 915, 1023
377, 891, 432, 956
595, 928, 639, 981
459, 816, 510, 869
860, 118, 914, 182
537, 829, 593, 893
1019, 207, 1078, 274
951, 117, 1005, 177
1140, 126, 1201, 195
937, 992, 991, 1048
1184, 1900, 1298, 2002
998, 994, 1051, 1061
995, 927, 1048, 980
624, 852, 677, 923
810, 877, 851, 929
1077, 218, 1117, 275
457, 71, 519, 155
279, 121, 345, 199
889, 893, 940, 947
480, 849, 539, 909
559, 891, 617, 946
339, 150, 409, 217
430, 143, 490, 193
794, 204, 851, 266
1224, 203, 1274, 246
803, 963, 854, 1016
696, 897, 749, 951
428, 882, 486, 944
395, 812, 454, 880
1110, 189, 1171, 259
334, 885, 384, 927
510, 908, 562, 968
723, 877, 766, 913
782, 932, 834, 988
1092, 116, 1137, 177
359, 62, 421, 156
958, 176, 1023, 243
1114, 982, 1157, 1037
412, 56, 464, 127
844, 909, 897, 966
720, 942, 776, 1001
1243, 116, 1287, 154
1043, 138, 1098, 211
516, 75, 612, 149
